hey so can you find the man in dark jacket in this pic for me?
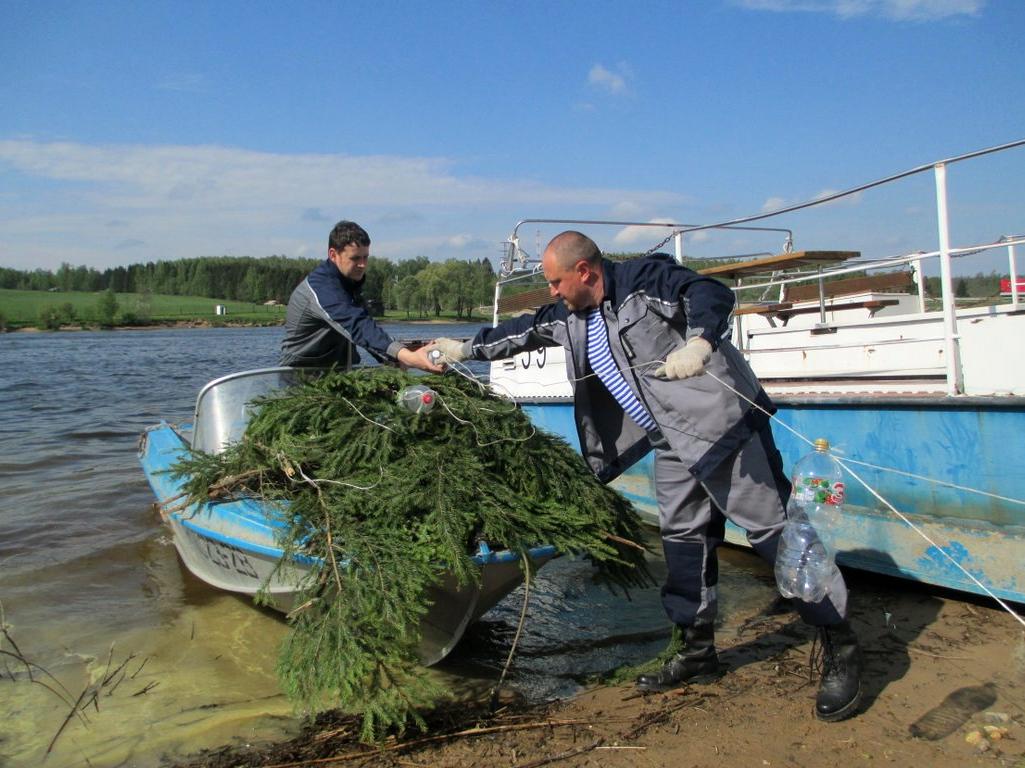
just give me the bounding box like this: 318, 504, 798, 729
431, 230, 861, 722
280, 220, 441, 372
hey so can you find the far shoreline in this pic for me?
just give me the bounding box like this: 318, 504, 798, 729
2, 316, 488, 334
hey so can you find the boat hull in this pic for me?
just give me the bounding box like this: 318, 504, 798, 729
139, 421, 554, 665
520, 397, 1025, 604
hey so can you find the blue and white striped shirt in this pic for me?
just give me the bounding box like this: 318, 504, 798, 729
586, 307, 659, 433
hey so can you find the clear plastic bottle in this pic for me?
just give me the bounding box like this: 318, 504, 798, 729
774, 438, 845, 603
397, 384, 437, 414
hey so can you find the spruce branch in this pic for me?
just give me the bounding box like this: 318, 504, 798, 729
169, 367, 653, 742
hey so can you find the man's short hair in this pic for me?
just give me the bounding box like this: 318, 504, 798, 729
547, 230, 601, 270
329, 221, 371, 251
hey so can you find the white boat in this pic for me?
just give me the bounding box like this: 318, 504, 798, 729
138, 368, 555, 665
486, 140, 1025, 606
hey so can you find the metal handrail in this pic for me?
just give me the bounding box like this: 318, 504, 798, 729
731, 237, 1025, 297
500, 139, 1025, 395
503, 219, 793, 276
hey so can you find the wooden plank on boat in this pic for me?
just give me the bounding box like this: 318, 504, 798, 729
784, 270, 915, 303
733, 301, 792, 316
698, 250, 858, 280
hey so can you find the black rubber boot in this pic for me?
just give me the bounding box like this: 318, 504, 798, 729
814, 620, 862, 722
636, 623, 721, 692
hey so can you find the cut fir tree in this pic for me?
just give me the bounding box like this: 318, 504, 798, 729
171, 366, 652, 741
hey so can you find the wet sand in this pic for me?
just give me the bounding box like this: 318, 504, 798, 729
168, 567, 1025, 768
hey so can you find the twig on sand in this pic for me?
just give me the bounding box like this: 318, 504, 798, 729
906, 645, 972, 660
621, 695, 700, 740
515, 739, 606, 768
260, 718, 592, 768
47, 686, 92, 754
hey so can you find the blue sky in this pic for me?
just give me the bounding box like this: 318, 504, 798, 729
1, 0, 1023, 275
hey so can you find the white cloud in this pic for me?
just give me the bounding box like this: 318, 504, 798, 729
613, 218, 680, 246
609, 200, 647, 218
760, 189, 863, 213
733, 0, 983, 20
588, 63, 628, 95
0, 139, 685, 269
0, 139, 681, 210
813, 188, 864, 206
445, 233, 488, 250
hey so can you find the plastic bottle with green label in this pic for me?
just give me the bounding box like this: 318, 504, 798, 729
775, 438, 844, 603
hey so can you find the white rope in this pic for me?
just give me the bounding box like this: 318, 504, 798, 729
442, 352, 1025, 625
480, 355, 1025, 508
295, 463, 384, 492
429, 356, 537, 446
701, 369, 1025, 629
834, 457, 1025, 629
435, 390, 537, 448
836, 457, 1025, 507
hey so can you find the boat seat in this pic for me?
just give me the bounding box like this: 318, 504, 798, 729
783, 270, 915, 303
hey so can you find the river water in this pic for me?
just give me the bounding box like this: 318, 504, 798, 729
0, 325, 779, 767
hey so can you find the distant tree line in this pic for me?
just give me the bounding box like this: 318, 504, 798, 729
0, 255, 498, 319
926, 273, 1003, 299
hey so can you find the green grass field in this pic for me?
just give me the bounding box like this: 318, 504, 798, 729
0, 288, 286, 329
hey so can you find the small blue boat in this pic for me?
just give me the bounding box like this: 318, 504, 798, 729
138, 368, 555, 665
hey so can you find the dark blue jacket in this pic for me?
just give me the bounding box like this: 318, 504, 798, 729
279, 259, 403, 367
466, 254, 773, 488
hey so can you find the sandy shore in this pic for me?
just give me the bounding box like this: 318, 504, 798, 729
173, 569, 1024, 768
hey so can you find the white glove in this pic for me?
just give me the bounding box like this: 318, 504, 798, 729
654, 337, 712, 380
431, 337, 469, 364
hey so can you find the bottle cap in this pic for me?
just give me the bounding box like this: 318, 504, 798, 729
814, 438, 830, 451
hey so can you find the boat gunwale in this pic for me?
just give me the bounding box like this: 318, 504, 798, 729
145, 421, 559, 571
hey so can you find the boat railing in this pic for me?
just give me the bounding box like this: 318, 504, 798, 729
729, 238, 1025, 386
730, 237, 1025, 315
500, 220, 794, 279
498, 139, 1025, 395
650, 140, 1025, 395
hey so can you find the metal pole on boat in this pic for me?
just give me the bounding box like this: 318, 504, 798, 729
933, 162, 964, 395
674, 231, 684, 265
1009, 241, 1020, 310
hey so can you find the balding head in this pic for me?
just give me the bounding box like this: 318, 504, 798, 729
544, 231, 602, 271
540, 231, 604, 312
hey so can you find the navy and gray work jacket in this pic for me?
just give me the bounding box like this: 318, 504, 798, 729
279, 259, 403, 368
463, 254, 774, 483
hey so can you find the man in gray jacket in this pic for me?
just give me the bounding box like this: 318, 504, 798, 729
280, 220, 441, 373
431, 230, 862, 722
